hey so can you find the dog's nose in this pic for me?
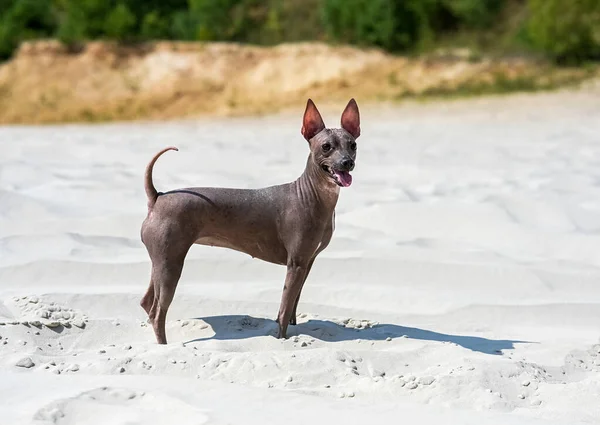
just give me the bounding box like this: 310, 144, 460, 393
341, 158, 355, 171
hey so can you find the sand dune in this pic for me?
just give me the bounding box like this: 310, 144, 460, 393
1, 90, 600, 424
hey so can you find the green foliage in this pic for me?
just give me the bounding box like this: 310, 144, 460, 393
188, 0, 271, 43
140, 11, 169, 40
71, 0, 113, 39
5, 0, 55, 32
441, 0, 505, 28
0, 0, 597, 64
55, 2, 86, 46
321, 0, 393, 48
526, 0, 600, 64
0, 0, 56, 59
188, 0, 238, 40
169, 10, 198, 40
393, 0, 438, 50
320, 0, 509, 52
104, 3, 136, 41
321, 0, 441, 51
263, 6, 282, 43
275, 0, 321, 42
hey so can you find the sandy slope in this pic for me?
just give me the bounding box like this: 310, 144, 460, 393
0, 40, 594, 124
1, 90, 600, 424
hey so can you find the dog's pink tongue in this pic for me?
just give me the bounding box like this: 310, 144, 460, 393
335, 171, 353, 187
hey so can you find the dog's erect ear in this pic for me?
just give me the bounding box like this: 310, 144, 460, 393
301, 99, 326, 141
341, 98, 360, 139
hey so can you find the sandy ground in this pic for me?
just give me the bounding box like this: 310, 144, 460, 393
1, 90, 600, 424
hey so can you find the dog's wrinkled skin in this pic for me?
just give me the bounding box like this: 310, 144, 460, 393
140, 99, 360, 344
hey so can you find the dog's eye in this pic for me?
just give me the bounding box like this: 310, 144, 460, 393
350, 142, 357, 151
322, 143, 332, 152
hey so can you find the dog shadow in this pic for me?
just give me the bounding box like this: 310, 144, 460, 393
184, 315, 531, 355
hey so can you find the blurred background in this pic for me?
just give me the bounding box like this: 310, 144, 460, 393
0, 0, 598, 124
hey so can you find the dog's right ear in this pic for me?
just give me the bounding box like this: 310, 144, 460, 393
301, 99, 326, 141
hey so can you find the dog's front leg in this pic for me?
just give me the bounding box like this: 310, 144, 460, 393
276, 260, 308, 339
289, 257, 316, 325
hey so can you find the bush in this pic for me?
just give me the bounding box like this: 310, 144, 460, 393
187, 0, 269, 43
70, 0, 113, 39
188, 0, 241, 41
169, 10, 198, 40
140, 11, 169, 40
321, 0, 439, 52
441, 0, 505, 29
0, 0, 56, 59
104, 3, 136, 41
55, 2, 86, 46
271, 0, 321, 43
321, 0, 393, 49
527, 0, 600, 63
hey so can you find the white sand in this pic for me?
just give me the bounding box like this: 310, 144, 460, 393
1, 90, 600, 425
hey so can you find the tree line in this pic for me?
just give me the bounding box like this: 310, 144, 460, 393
0, 0, 598, 64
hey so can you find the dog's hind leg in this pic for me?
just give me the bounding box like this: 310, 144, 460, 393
150, 258, 185, 344
140, 278, 154, 316
142, 219, 193, 344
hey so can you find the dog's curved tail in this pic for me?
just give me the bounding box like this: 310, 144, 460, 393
145, 146, 178, 208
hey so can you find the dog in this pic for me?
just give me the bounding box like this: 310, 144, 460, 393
140, 98, 360, 344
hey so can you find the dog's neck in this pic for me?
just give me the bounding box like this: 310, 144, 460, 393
295, 154, 340, 212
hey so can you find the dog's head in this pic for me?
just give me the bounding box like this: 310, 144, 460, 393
301, 98, 360, 188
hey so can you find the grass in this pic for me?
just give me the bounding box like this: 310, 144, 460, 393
396, 67, 597, 101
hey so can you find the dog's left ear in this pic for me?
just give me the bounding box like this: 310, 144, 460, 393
341, 98, 360, 139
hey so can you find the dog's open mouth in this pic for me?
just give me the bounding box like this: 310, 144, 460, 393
322, 165, 352, 187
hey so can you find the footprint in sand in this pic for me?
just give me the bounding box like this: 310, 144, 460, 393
33, 387, 208, 425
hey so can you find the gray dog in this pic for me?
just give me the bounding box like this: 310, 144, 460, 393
140, 98, 360, 344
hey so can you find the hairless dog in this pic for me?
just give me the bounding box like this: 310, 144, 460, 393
140, 98, 360, 344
